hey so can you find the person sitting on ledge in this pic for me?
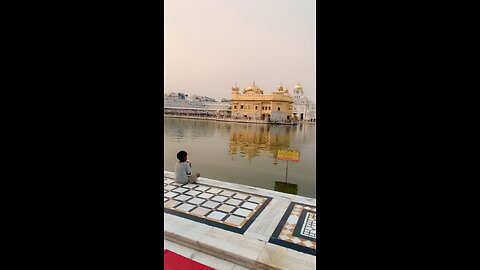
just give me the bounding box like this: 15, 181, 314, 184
175, 150, 200, 184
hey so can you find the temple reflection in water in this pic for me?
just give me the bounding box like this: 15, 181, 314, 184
164, 117, 316, 198
228, 124, 296, 161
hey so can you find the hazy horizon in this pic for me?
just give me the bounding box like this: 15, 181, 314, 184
164, 0, 316, 102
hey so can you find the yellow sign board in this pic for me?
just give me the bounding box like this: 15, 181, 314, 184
277, 149, 300, 162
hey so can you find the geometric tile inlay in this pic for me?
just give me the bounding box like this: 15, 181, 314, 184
174, 194, 192, 201
198, 193, 214, 199
269, 202, 317, 256
224, 215, 245, 226
206, 187, 222, 194
194, 186, 210, 191
225, 198, 242, 206
202, 201, 220, 209
188, 197, 206, 205
175, 203, 195, 212
164, 192, 179, 198
211, 195, 228, 203
164, 177, 272, 234
207, 211, 227, 221
164, 179, 175, 184
190, 207, 210, 216
247, 196, 263, 203
164, 200, 181, 208
233, 193, 248, 200
185, 190, 201, 196
241, 202, 258, 210
172, 187, 188, 193
217, 204, 235, 213
233, 208, 252, 217
219, 190, 235, 196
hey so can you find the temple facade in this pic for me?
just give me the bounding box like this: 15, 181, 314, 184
292, 82, 316, 121
230, 81, 293, 122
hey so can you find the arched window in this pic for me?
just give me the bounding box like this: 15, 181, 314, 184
278, 107, 280, 111
255, 106, 258, 110
241, 105, 244, 109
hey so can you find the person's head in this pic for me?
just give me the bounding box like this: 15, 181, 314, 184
177, 150, 188, 162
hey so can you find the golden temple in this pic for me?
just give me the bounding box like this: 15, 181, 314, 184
231, 81, 293, 122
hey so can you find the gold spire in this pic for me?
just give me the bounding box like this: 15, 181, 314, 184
277, 83, 284, 92
232, 82, 239, 92
294, 81, 303, 90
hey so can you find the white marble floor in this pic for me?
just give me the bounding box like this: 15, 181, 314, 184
164, 177, 272, 234
163, 171, 316, 269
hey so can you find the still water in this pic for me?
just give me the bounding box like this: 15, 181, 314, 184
164, 118, 317, 198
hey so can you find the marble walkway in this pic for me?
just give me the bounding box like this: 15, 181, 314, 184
164, 171, 317, 270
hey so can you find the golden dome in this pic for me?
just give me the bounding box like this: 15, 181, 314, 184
294, 82, 302, 90
244, 80, 263, 94
277, 83, 284, 92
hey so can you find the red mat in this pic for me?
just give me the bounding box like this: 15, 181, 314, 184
164, 249, 215, 270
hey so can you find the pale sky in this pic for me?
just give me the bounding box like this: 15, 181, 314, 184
164, 0, 316, 102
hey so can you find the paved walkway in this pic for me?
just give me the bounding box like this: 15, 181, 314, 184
164, 171, 316, 270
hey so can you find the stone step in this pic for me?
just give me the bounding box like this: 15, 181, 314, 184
165, 212, 315, 270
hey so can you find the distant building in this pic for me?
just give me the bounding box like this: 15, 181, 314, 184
164, 83, 315, 122
189, 94, 216, 102
164, 92, 229, 110
164, 92, 191, 107
306, 103, 316, 121
231, 81, 293, 122
292, 82, 316, 121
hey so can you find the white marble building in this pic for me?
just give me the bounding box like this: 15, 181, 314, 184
291, 82, 316, 121
164, 92, 230, 110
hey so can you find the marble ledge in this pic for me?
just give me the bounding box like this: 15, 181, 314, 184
164, 212, 213, 249
256, 243, 316, 270
197, 227, 267, 269
232, 265, 251, 270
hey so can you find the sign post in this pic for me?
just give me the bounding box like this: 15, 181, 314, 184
285, 160, 289, 183
277, 149, 300, 183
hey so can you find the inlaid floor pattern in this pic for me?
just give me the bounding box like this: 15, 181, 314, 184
164, 177, 272, 234
269, 202, 317, 256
